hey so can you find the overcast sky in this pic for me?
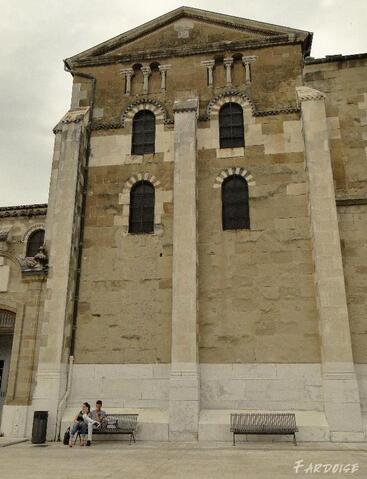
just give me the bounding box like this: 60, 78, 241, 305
0, 0, 366, 207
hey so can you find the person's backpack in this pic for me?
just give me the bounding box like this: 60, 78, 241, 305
63, 427, 70, 445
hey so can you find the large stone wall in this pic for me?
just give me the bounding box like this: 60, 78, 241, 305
304, 57, 367, 367
74, 131, 174, 364
338, 204, 367, 364
197, 111, 320, 363
304, 56, 367, 196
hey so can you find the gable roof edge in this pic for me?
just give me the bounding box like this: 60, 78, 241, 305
65, 6, 313, 67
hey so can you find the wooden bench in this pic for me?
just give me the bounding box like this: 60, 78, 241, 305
93, 414, 138, 444
230, 413, 298, 445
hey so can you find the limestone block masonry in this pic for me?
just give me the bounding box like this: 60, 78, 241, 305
297, 86, 365, 442
30, 107, 90, 440
2, 8, 367, 444
169, 96, 200, 441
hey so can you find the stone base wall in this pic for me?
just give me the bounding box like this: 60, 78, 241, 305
67, 363, 323, 412
68, 364, 170, 409
201, 363, 324, 411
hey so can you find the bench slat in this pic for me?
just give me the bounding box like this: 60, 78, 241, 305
230, 413, 298, 445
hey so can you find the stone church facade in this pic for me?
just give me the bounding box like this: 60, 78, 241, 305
1, 7, 367, 442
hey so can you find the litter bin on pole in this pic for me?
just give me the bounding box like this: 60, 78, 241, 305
31, 411, 48, 444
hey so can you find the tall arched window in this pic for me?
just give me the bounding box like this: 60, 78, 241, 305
26, 229, 45, 257
132, 110, 155, 155
129, 181, 155, 234
222, 175, 250, 230
219, 103, 244, 149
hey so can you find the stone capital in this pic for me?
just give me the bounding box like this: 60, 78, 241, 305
223, 57, 234, 66
158, 64, 171, 72
201, 60, 215, 67
141, 66, 151, 76
173, 97, 199, 115
242, 56, 257, 64
296, 86, 326, 103
120, 67, 134, 76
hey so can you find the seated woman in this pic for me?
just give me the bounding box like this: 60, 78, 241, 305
69, 402, 99, 447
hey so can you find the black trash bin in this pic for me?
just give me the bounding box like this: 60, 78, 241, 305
31, 411, 48, 444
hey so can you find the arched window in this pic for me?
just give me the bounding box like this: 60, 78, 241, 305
26, 229, 45, 257
0, 309, 15, 332
222, 175, 250, 230
219, 103, 244, 149
129, 181, 155, 234
132, 110, 155, 155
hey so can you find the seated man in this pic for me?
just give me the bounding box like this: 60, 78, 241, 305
91, 400, 107, 428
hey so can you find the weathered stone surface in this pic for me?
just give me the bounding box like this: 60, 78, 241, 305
2, 8, 367, 443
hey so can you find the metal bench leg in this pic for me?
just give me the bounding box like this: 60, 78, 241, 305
233, 433, 236, 446
293, 433, 297, 446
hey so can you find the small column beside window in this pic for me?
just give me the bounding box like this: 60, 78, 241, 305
201, 60, 215, 87
242, 56, 257, 83
223, 57, 234, 87
158, 65, 171, 92
141, 66, 151, 94
121, 68, 134, 95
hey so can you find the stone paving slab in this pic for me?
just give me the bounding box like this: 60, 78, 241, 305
0, 436, 28, 447
0, 441, 367, 478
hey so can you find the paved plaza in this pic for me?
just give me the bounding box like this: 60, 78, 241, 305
1, 440, 367, 478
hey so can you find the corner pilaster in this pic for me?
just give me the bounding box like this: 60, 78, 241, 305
30, 107, 90, 440
297, 86, 364, 442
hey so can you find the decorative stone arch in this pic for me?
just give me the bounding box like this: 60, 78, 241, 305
121, 98, 172, 127
22, 223, 45, 244
207, 91, 256, 121
22, 223, 45, 257
0, 251, 23, 271
213, 167, 256, 189
116, 173, 173, 235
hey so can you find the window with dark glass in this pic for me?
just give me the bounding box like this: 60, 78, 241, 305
131, 110, 155, 155
129, 181, 155, 234
222, 175, 250, 230
219, 103, 244, 149
26, 229, 45, 257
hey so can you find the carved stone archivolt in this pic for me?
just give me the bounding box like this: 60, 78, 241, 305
204, 90, 300, 121
207, 91, 256, 119
121, 98, 172, 126
213, 167, 256, 189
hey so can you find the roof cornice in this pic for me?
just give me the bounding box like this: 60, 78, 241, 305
69, 36, 303, 69
0, 204, 47, 218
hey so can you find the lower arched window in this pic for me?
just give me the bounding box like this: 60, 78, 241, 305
222, 175, 250, 230
26, 229, 45, 257
129, 181, 155, 234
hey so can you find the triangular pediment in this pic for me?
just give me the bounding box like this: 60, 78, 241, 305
65, 6, 312, 67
